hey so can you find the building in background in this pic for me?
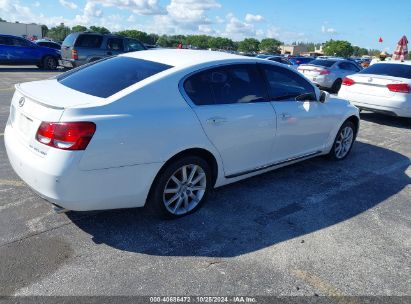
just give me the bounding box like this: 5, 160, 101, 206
0, 21, 42, 40
279, 44, 308, 56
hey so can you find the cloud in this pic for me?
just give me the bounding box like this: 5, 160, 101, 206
32, 1, 40, 7
224, 13, 256, 39
245, 13, 264, 23
321, 25, 337, 34
59, 0, 78, 10
92, 0, 166, 15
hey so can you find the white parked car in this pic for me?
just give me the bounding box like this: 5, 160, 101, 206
298, 58, 362, 93
5, 50, 360, 218
339, 61, 411, 118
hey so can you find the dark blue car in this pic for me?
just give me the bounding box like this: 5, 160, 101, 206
288, 56, 315, 66
0, 34, 60, 70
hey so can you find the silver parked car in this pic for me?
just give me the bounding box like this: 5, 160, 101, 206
298, 58, 362, 93
59, 32, 146, 68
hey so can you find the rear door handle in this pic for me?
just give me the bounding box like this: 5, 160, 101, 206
206, 117, 227, 125
281, 113, 292, 120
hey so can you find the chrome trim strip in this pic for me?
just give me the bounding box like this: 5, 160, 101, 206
226, 151, 322, 179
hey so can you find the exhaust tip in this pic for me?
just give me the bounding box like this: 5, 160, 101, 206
52, 204, 70, 214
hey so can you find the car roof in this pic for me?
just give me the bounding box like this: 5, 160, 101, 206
122, 49, 252, 67
374, 60, 411, 66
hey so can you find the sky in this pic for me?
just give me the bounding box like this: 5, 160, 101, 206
1, 0, 411, 51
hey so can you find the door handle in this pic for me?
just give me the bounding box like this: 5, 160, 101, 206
281, 113, 292, 120
206, 117, 227, 125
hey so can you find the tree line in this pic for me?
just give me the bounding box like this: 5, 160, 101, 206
40, 23, 385, 57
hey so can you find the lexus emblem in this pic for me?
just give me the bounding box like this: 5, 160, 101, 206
18, 97, 25, 107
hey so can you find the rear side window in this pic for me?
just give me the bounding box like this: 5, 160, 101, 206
309, 59, 336, 67
58, 57, 173, 98
62, 33, 77, 46
360, 63, 411, 79
261, 64, 315, 101
183, 65, 266, 105
74, 35, 103, 48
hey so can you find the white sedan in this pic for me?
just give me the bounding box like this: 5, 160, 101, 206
5, 49, 360, 218
339, 61, 411, 118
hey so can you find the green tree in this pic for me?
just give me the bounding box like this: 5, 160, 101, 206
89, 26, 110, 34
71, 25, 88, 33
258, 38, 282, 54
0, 17, 6, 22
323, 40, 354, 57
352, 46, 369, 57
116, 30, 158, 45
47, 23, 71, 42
185, 35, 212, 49
156, 35, 184, 48
209, 37, 235, 50
238, 38, 260, 53
369, 49, 382, 57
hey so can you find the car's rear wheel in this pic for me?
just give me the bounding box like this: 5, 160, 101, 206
148, 156, 212, 219
42, 56, 58, 70
331, 78, 342, 93
328, 121, 355, 160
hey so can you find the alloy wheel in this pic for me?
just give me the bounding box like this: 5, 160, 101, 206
163, 164, 207, 215
335, 126, 354, 159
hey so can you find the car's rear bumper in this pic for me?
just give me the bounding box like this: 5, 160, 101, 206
4, 123, 163, 211
301, 74, 335, 89
339, 91, 411, 118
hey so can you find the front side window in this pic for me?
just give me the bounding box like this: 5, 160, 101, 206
58, 56, 173, 98
107, 38, 124, 51
11, 38, 31, 47
74, 35, 103, 48
183, 65, 266, 106
126, 39, 145, 52
261, 64, 316, 101
0, 36, 12, 46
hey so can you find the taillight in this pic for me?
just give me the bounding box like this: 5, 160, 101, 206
71, 49, 78, 60
342, 77, 355, 86
36, 122, 96, 150
319, 70, 330, 75
387, 83, 410, 93
296, 60, 301, 64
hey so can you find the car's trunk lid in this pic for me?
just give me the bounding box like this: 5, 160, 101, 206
10, 80, 101, 153
344, 74, 405, 97
298, 64, 328, 76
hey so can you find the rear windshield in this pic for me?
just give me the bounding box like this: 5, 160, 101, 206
58, 57, 173, 98
62, 33, 76, 46
308, 59, 337, 67
74, 34, 103, 48
359, 63, 411, 79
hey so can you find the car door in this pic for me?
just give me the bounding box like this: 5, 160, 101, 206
182, 64, 277, 177
10, 37, 39, 64
259, 63, 335, 162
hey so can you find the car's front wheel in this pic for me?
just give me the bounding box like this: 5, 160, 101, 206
328, 120, 356, 160
41, 56, 58, 70
148, 156, 212, 219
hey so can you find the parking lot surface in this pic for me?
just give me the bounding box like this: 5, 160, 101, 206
0, 66, 410, 296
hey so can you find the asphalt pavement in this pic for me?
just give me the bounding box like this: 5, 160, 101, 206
0, 65, 410, 297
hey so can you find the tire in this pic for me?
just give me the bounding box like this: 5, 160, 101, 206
148, 156, 212, 219
41, 56, 58, 70
328, 120, 356, 160
331, 78, 342, 94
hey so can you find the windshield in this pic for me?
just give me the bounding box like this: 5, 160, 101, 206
359, 63, 411, 79
58, 56, 173, 98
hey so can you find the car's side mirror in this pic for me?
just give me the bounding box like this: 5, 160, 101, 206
319, 90, 330, 103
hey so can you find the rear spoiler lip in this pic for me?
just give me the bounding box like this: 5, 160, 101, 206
15, 84, 66, 110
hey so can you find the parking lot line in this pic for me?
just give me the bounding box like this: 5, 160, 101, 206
0, 179, 25, 187
0, 87, 14, 91
0, 133, 4, 136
